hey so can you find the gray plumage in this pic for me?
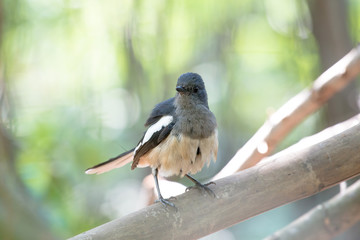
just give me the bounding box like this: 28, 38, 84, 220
173, 73, 216, 138
145, 97, 175, 127
130, 73, 215, 170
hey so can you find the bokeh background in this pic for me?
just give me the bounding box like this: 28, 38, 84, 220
1, 0, 360, 239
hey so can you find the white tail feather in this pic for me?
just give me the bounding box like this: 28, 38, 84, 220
85, 152, 133, 175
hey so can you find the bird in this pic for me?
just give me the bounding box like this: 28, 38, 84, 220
85, 72, 218, 207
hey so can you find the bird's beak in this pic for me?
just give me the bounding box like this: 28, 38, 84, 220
176, 86, 186, 95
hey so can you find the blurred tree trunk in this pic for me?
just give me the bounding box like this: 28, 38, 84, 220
0, 79, 57, 239
309, 0, 359, 126
0, 122, 57, 240
0, 1, 57, 239
306, 1, 360, 239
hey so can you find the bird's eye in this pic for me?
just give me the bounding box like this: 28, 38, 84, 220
193, 87, 199, 93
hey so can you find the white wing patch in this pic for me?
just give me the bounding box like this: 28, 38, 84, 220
134, 115, 173, 153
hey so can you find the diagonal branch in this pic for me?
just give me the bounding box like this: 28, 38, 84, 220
69, 116, 360, 240
265, 179, 360, 240
214, 44, 360, 180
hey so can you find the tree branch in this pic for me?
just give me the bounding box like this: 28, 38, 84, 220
264, 179, 360, 240
70, 117, 360, 240
214, 44, 360, 179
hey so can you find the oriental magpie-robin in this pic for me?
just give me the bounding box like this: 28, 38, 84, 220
86, 72, 218, 207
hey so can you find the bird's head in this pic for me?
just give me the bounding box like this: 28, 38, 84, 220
175, 72, 208, 107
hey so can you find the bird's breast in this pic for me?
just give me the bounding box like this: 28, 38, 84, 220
174, 109, 217, 139
137, 130, 218, 177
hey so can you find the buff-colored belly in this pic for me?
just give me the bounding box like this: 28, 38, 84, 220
137, 131, 218, 177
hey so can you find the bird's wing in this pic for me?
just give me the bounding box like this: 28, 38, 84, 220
133, 98, 176, 169
85, 148, 134, 175
132, 115, 175, 169
144, 97, 175, 126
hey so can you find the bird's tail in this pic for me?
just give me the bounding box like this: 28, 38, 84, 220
85, 148, 134, 175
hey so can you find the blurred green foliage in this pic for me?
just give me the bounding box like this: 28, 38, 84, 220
1, 0, 359, 239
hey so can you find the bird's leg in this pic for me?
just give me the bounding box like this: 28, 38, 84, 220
185, 174, 216, 198
152, 168, 176, 208
185, 175, 216, 197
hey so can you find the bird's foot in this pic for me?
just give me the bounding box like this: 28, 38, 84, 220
155, 196, 177, 208
186, 181, 216, 198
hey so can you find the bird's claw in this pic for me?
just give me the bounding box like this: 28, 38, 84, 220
186, 181, 216, 198
155, 196, 177, 208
